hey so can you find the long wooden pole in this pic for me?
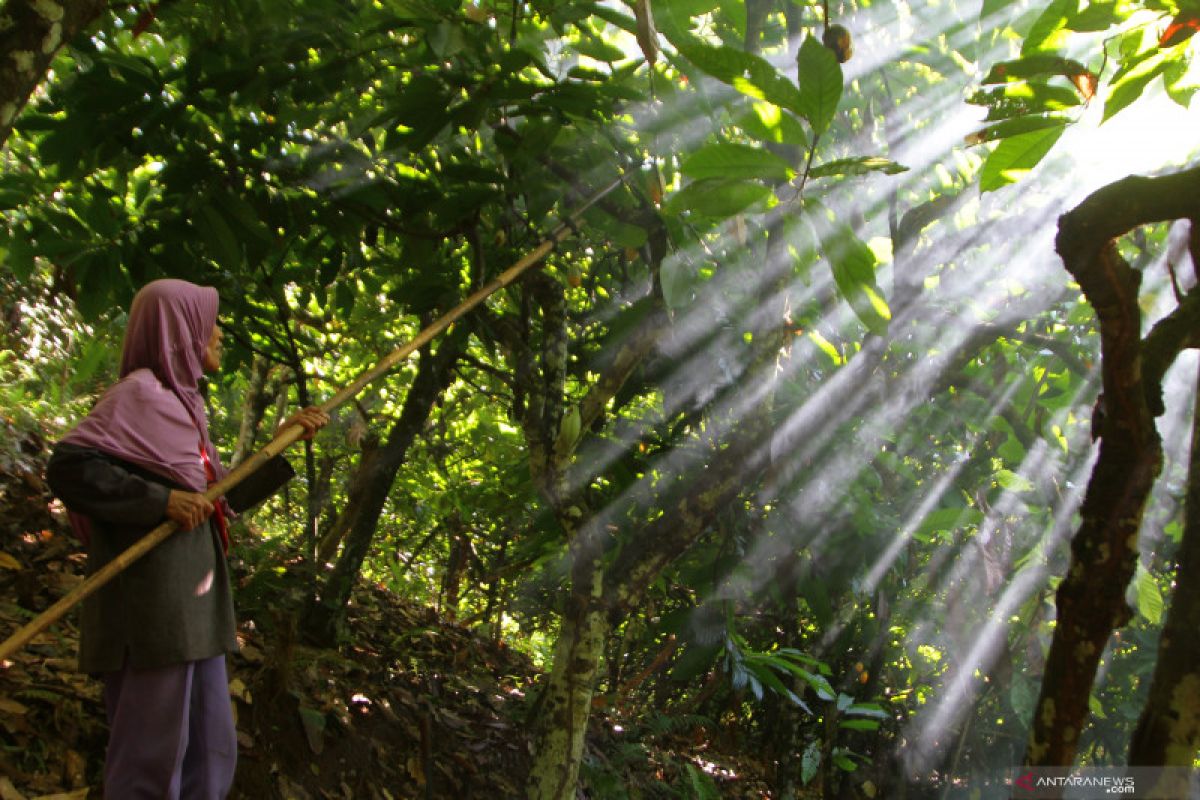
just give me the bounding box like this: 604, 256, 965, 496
0, 175, 628, 663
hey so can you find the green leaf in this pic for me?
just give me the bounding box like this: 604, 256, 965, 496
979, 123, 1066, 191
663, 178, 772, 218
776, 663, 835, 700
801, 741, 821, 785
665, 32, 805, 114
824, 226, 890, 335
680, 142, 795, 181
428, 21, 466, 58
969, 83, 1081, 120
334, 281, 356, 316
839, 718, 881, 731
966, 114, 1070, 145
1164, 56, 1199, 108
651, 0, 722, 40
685, 763, 721, 800
846, 702, 890, 719
981, 0, 1015, 21
1010, 676, 1037, 723
914, 507, 984, 541
808, 157, 908, 178
1103, 55, 1168, 122
220, 192, 275, 244
68, 252, 115, 320
737, 104, 808, 147
670, 642, 722, 681
744, 658, 797, 700
569, 33, 627, 63
1134, 563, 1164, 624
833, 753, 858, 772
1090, 693, 1108, 720
0, 174, 36, 211
588, 213, 650, 248
1066, 1, 1124, 32
1022, 0, 1074, 54
298, 706, 327, 755
196, 204, 242, 270
797, 35, 843, 135
718, 0, 746, 36
660, 252, 699, 310
802, 579, 833, 628
982, 55, 1095, 93
995, 469, 1035, 492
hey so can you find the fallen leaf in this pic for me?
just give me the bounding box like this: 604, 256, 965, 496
0, 552, 20, 570
228, 678, 252, 704
0, 776, 27, 800
30, 790, 89, 800
298, 706, 325, 755
238, 644, 264, 664
0, 697, 29, 715
406, 755, 425, 786
63, 750, 86, 789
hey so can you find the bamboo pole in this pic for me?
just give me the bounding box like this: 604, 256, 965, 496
0, 174, 629, 663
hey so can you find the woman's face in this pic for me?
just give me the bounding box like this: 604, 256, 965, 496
202, 324, 223, 372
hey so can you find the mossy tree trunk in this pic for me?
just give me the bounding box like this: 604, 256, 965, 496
1025, 167, 1200, 772
0, 0, 108, 147
525, 558, 608, 798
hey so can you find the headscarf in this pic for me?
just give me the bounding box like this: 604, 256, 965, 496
60, 279, 231, 541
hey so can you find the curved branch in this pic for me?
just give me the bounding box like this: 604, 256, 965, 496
1025, 166, 1200, 769
1143, 289, 1200, 415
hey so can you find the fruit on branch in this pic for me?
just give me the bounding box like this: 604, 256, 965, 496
822, 24, 853, 63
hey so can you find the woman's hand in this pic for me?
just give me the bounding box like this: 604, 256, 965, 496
276, 406, 331, 441
166, 490, 214, 530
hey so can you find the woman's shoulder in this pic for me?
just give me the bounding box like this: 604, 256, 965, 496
119, 368, 163, 391
84, 369, 181, 423
107, 368, 170, 401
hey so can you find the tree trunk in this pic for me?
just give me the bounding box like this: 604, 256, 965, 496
525, 561, 608, 800
316, 434, 380, 564
303, 329, 465, 645
0, 0, 108, 148
230, 356, 280, 468
1025, 168, 1200, 771
1129, 360, 1200, 771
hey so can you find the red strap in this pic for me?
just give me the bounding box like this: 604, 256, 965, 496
198, 443, 230, 554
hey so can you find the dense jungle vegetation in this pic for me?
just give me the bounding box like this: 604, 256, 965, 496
1, 0, 1199, 796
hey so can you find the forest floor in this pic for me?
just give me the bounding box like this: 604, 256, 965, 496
0, 420, 776, 799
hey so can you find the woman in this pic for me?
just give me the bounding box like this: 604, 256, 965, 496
46, 278, 328, 799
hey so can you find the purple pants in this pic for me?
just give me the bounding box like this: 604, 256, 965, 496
103, 654, 237, 799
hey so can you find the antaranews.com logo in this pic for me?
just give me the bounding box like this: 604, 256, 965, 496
1009, 767, 1199, 799
1014, 771, 1135, 795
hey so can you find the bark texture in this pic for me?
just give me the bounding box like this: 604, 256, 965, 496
525, 566, 608, 799
1024, 166, 1200, 771
0, 0, 108, 148
1128, 365, 1200, 772
303, 328, 466, 645
230, 357, 282, 468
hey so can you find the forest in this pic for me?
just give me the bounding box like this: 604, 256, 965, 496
1, 0, 1198, 797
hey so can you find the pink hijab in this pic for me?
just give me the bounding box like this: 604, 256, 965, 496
60, 279, 231, 539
